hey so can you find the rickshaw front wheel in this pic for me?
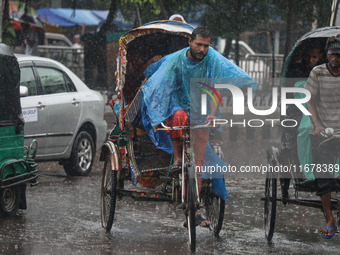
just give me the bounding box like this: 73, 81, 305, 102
203, 183, 225, 237
0, 186, 20, 216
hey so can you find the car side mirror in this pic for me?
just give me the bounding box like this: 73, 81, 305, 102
20, 86, 29, 97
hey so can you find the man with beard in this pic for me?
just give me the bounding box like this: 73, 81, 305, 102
305, 34, 340, 239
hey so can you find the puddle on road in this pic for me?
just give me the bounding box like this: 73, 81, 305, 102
1, 174, 340, 254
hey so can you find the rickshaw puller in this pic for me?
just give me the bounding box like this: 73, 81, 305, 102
305, 34, 340, 239
142, 26, 256, 227
158, 28, 218, 227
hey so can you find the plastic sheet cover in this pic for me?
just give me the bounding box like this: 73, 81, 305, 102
140, 46, 257, 153
140, 47, 257, 200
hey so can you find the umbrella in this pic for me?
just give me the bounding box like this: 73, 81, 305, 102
8, 1, 44, 31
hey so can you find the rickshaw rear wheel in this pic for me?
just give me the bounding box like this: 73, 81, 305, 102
0, 186, 20, 216
203, 182, 225, 237
101, 154, 117, 231
185, 166, 196, 252
63, 131, 94, 176
264, 174, 277, 242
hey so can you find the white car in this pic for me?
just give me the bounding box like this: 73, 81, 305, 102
17, 54, 107, 176
43, 32, 73, 47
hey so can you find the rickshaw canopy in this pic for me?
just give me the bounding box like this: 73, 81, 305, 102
115, 20, 195, 95
282, 26, 340, 81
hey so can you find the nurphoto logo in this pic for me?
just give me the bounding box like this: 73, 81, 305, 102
200, 83, 312, 128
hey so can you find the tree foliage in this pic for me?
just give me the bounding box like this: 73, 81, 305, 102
118, 0, 193, 25
67, 0, 333, 80
270, 0, 332, 57
199, 0, 273, 38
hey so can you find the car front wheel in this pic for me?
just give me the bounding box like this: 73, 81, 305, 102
63, 131, 94, 176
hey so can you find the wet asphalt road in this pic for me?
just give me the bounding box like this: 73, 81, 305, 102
2, 154, 340, 255
2, 112, 340, 254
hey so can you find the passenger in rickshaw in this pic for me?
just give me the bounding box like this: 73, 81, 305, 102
287, 40, 325, 80
284, 39, 325, 139
124, 30, 188, 102
140, 26, 257, 227
303, 34, 340, 239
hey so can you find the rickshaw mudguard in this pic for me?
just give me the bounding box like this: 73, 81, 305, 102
100, 141, 121, 171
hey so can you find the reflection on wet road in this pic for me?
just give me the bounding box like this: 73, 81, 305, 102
1, 160, 340, 254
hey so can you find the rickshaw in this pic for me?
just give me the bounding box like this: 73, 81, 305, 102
0, 43, 38, 216
263, 26, 340, 241
100, 20, 226, 252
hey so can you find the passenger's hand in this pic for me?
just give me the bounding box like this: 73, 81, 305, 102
153, 126, 158, 133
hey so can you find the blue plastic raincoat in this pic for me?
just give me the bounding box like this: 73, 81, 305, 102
140, 46, 257, 200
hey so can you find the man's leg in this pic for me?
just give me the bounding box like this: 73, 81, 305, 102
171, 139, 182, 164
166, 110, 188, 169
192, 128, 209, 192
192, 128, 210, 226
320, 191, 335, 237
311, 135, 336, 238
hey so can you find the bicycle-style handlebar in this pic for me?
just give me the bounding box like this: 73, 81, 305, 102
320, 128, 340, 138
155, 122, 212, 132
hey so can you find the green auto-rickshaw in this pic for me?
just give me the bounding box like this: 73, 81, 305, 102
0, 43, 38, 216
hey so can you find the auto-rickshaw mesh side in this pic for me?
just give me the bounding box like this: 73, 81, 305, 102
0, 44, 22, 123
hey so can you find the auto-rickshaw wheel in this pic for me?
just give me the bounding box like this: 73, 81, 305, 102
101, 154, 117, 231
0, 186, 20, 216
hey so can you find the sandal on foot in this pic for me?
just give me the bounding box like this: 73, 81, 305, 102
320, 224, 336, 239
183, 214, 211, 229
